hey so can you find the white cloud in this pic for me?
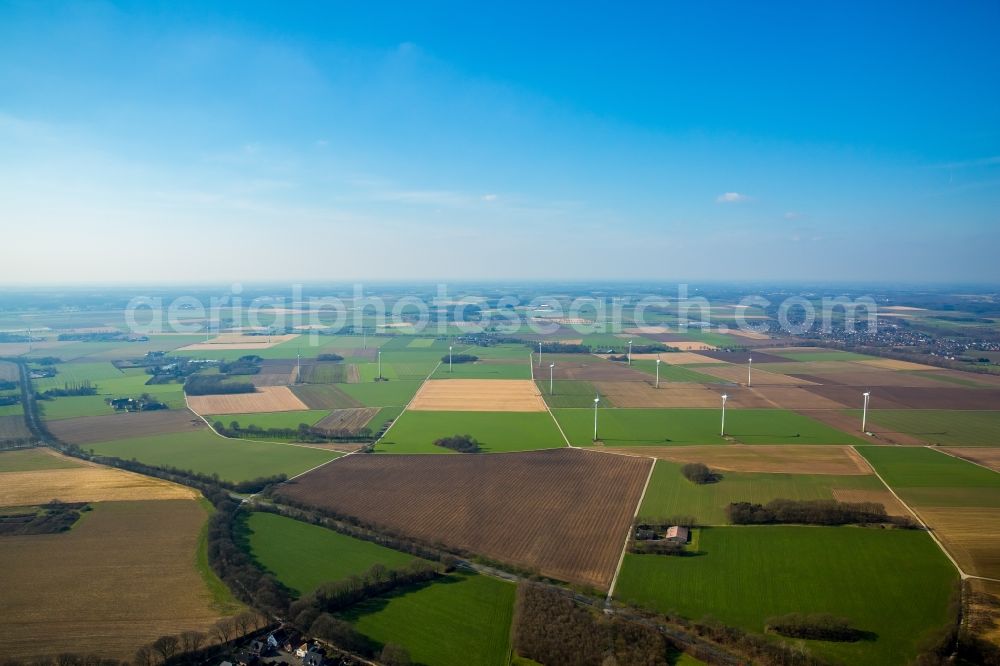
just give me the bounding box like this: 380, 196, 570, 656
784, 211, 803, 220
481, 193, 498, 201
716, 192, 748, 203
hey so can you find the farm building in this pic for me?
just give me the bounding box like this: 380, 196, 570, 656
665, 525, 690, 544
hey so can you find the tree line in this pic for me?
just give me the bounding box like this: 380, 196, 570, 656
213, 421, 374, 444
726, 499, 918, 527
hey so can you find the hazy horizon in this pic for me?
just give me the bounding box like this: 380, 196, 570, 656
2, 1, 999, 284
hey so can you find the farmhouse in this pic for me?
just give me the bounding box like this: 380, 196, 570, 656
665, 526, 690, 544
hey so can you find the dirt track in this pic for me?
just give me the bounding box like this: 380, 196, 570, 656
277, 448, 652, 590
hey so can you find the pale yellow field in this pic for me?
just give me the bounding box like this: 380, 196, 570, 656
657, 352, 726, 365
942, 448, 1000, 472
599, 444, 873, 475
0, 465, 198, 506
917, 507, 1000, 579
178, 333, 299, 351
832, 488, 909, 516
0, 500, 225, 660
751, 386, 848, 409
624, 326, 671, 335
187, 385, 308, 414
408, 379, 546, 412
856, 358, 940, 371
721, 328, 770, 339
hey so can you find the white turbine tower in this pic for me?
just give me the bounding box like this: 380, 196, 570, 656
549, 363, 555, 394
449, 345, 453, 373
862, 391, 871, 433
593, 395, 601, 441
655, 357, 661, 389
627, 339, 633, 366
538, 341, 543, 367
747, 352, 753, 387
720, 393, 728, 436
377, 349, 382, 380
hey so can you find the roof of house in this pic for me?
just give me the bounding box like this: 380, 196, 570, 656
665, 525, 690, 539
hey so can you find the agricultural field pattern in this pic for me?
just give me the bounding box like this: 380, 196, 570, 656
1, 285, 999, 666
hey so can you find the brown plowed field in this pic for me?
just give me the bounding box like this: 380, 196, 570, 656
0, 415, 31, 442
187, 386, 308, 414
0, 360, 18, 382
802, 385, 1000, 410
314, 408, 379, 433
697, 365, 815, 386
696, 350, 789, 364
48, 409, 206, 445
409, 379, 546, 412
252, 359, 297, 386
750, 386, 848, 410
547, 356, 650, 382
594, 381, 721, 408
596, 444, 873, 475
290, 384, 363, 410
0, 500, 224, 660
277, 449, 652, 590
791, 369, 951, 388
942, 448, 1000, 472
917, 507, 1000, 579
795, 409, 927, 445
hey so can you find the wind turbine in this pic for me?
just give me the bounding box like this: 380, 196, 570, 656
593, 395, 601, 441
549, 363, 555, 394
538, 341, 543, 367
720, 393, 728, 436
449, 345, 453, 373
655, 357, 661, 389
627, 339, 633, 366
747, 352, 753, 387
862, 391, 871, 433
377, 349, 382, 380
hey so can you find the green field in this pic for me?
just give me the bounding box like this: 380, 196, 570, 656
629, 360, 723, 384
207, 410, 330, 430
862, 410, 1000, 447
639, 460, 885, 524
615, 526, 956, 666
342, 572, 515, 666
86, 430, 339, 482
553, 408, 863, 446
378, 410, 565, 453
35, 363, 186, 420
536, 380, 601, 408
431, 360, 531, 379
0, 403, 24, 417
0, 447, 82, 472
859, 446, 1000, 507
244, 512, 421, 595
338, 380, 423, 407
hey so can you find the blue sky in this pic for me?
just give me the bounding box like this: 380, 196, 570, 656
1, 1, 999, 283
